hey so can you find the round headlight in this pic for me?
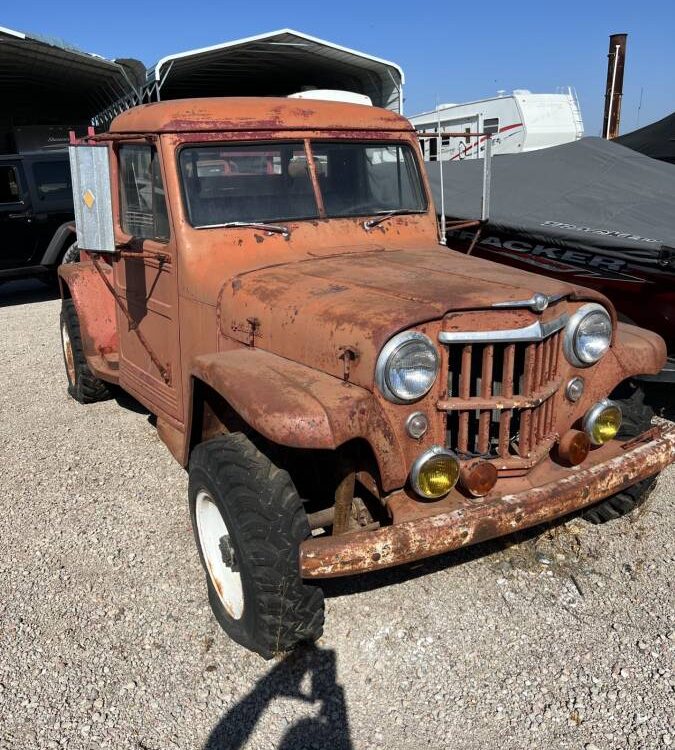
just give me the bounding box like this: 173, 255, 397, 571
563, 303, 612, 367
411, 446, 460, 499
376, 332, 439, 403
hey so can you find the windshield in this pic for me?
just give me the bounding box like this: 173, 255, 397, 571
179, 141, 426, 228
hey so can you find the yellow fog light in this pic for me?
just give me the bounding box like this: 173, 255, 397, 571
410, 446, 460, 499
583, 399, 622, 446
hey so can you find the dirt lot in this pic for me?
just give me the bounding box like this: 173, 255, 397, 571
0, 281, 673, 750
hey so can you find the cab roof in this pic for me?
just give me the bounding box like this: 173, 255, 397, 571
109, 97, 413, 134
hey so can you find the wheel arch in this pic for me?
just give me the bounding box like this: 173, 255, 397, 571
58, 261, 118, 360
186, 377, 390, 536
39, 221, 77, 266
186, 349, 407, 490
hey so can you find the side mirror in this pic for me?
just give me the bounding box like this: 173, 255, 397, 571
69, 145, 116, 254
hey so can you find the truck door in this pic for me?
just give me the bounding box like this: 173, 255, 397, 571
0, 160, 36, 267
113, 142, 183, 423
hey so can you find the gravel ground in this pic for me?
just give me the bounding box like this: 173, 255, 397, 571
1, 280, 673, 750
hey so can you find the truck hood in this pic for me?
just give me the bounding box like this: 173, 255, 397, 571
219, 245, 602, 387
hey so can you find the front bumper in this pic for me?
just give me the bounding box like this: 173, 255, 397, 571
300, 424, 675, 578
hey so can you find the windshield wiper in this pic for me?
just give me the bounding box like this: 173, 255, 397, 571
363, 209, 421, 230
196, 221, 290, 237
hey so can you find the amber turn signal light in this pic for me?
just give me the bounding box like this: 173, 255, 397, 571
460, 459, 498, 497
558, 429, 591, 466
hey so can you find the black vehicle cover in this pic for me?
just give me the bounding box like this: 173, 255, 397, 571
616, 112, 675, 164
426, 136, 675, 270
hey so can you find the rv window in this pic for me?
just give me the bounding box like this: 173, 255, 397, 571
0, 165, 21, 203
33, 160, 71, 201
119, 145, 169, 241
464, 128, 471, 144
484, 118, 499, 135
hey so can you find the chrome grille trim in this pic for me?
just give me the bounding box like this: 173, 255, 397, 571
439, 313, 568, 345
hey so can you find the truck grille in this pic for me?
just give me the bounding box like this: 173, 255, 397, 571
440, 329, 563, 463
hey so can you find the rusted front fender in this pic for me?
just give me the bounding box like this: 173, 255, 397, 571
59, 261, 118, 360
190, 349, 405, 479
612, 322, 666, 377
300, 423, 675, 578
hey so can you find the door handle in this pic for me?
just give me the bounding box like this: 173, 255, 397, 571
8, 212, 31, 220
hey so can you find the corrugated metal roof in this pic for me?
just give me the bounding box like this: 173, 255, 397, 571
146, 29, 404, 113
0, 26, 137, 125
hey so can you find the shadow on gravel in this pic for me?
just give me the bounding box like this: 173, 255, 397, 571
0, 279, 59, 307
113, 389, 151, 416
320, 513, 576, 599
204, 644, 352, 750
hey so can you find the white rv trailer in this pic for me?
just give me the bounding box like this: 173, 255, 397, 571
410, 89, 584, 161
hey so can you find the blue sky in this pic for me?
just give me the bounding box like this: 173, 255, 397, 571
3, 0, 674, 135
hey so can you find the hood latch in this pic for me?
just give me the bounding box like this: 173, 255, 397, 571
338, 346, 359, 382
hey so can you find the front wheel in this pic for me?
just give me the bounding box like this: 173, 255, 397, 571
60, 299, 112, 404
583, 382, 657, 523
188, 433, 324, 658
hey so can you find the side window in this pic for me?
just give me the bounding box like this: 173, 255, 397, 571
483, 118, 500, 135
119, 144, 169, 241
0, 165, 21, 203
33, 160, 72, 201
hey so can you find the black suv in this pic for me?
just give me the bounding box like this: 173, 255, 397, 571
0, 151, 76, 283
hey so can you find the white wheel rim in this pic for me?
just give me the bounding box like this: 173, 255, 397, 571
61, 320, 76, 384
195, 490, 244, 620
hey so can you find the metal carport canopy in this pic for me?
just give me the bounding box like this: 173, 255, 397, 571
0, 25, 137, 125
146, 29, 404, 113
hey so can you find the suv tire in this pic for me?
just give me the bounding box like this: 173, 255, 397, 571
188, 433, 325, 658
61, 243, 80, 265
60, 299, 112, 403
583, 382, 657, 524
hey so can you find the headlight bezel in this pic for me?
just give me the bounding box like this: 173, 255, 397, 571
563, 302, 612, 367
375, 331, 440, 403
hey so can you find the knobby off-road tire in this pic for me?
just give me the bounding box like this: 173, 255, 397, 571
188, 433, 325, 658
60, 242, 80, 265
60, 299, 112, 404
583, 382, 657, 524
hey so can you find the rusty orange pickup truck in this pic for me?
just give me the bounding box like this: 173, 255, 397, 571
59, 98, 675, 657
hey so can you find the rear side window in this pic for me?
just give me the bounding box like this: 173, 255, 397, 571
119, 144, 169, 241
33, 160, 72, 201
0, 165, 21, 203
